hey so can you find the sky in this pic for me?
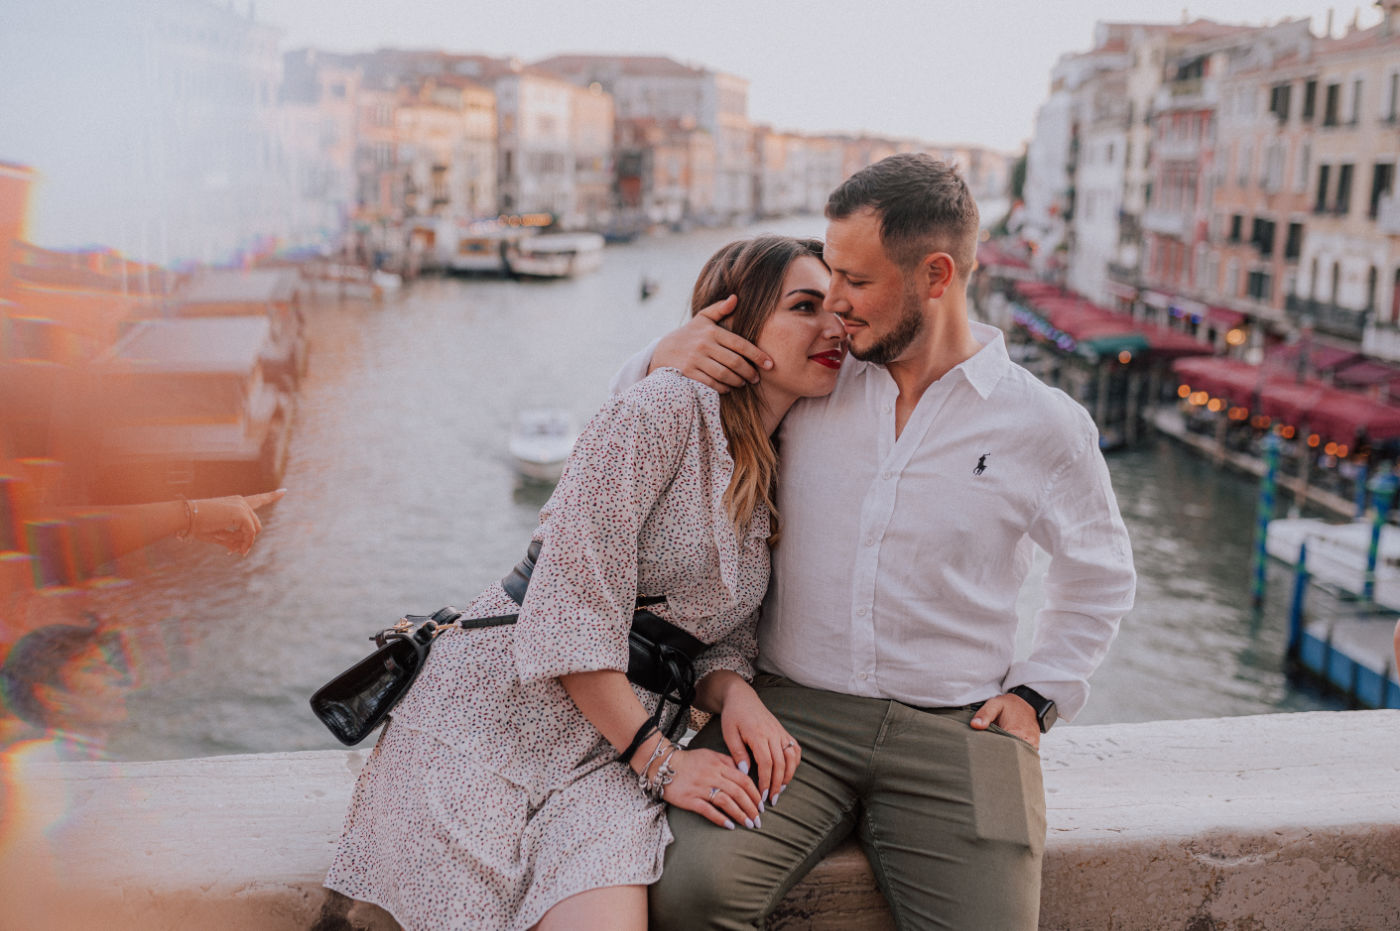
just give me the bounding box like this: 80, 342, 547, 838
254, 0, 1384, 153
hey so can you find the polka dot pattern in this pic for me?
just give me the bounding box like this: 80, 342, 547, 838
326, 369, 770, 930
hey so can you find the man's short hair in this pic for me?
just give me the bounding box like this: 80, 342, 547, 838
0, 624, 101, 728
826, 153, 980, 278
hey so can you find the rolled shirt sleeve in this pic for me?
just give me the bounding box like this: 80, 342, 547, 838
513, 375, 699, 684
1007, 430, 1137, 722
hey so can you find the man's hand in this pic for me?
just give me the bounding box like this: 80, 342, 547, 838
969, 693, 1040, 750
649, 295, 772, 393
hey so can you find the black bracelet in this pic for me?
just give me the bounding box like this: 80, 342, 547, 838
620, 719, 659, 769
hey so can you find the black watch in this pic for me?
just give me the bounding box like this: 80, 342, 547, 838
1008, 685, 1058, 733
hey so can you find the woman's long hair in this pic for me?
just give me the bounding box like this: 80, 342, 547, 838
688, 236, 826, 546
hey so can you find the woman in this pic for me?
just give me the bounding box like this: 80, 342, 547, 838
325, 236, 846, 931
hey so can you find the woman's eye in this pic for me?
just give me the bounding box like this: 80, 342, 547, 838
792, 300, 816, 312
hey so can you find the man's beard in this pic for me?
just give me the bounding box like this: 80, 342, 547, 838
850, 283, 924, 365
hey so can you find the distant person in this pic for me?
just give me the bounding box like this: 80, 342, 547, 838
57, 489, 287, 561
324, 236, 846, 931
612, 153, 1136, 929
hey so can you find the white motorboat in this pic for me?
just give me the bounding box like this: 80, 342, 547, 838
1265, 516, 1400, 610
508, 409, 579, 483
506, 232, 605, 279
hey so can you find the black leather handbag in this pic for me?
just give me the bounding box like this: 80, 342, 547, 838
309, 543, 707, 746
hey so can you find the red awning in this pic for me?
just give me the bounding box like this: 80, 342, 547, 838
1257, 379, 1328, 425
1172, 357, 1267, 401
977, 242, 1031, 270
1332, 358, 1400, 388
1307, 391, 1400, 442
1204, 305, 1246, 329
1265, 342, 1361, 373
1137, 322, 1214, 358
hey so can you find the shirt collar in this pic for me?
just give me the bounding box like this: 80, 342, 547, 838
960, 322, 1012, 400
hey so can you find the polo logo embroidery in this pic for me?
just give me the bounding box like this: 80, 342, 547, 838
974, 453, 990, 475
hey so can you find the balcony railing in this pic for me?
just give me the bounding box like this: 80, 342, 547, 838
1285, 294, 1371, 342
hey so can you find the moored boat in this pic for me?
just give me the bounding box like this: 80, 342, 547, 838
508, 408, 578, 483
506, 232, 605, 279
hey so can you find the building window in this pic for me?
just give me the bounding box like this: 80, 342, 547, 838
1368, 265, 1379, 311
1388, 72, 1400, 122
1251, 217, 1277, 257
1302, 79, 1318, 121
1246, 270, 1273, 301
1315, 164, 1331, 213
1295, 140, 1311, 193
1285, 222, 1304, 261
1323, 83, 1341, 126
1336, 163, 1354, 215
1351, 79, 1363, 125
1370, 162, 1395, 218
1229, 214, 1243, 242
1331, 262, 1341, 302
1269, 82, 1292, 121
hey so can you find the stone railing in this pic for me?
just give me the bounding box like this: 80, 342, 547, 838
4, 711, 1398, 930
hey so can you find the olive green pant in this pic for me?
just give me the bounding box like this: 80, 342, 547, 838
649, 674, 1046, 931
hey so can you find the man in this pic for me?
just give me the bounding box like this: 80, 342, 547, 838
613, 153, 1136, 929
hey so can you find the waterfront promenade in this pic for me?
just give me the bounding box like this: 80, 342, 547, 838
4, 711, 1396, 930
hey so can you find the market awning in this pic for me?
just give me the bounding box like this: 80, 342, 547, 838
1265, 342, 1362, 373
1136, 322, 1214, 358
1332, 358, 1400, 388
1308, 391, 1400, 442
1204, 305, 1247, 329
1257, 379, 1328, 426
1172, 356, 1266, 401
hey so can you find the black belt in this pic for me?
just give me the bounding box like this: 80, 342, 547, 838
501, 540, 705, 740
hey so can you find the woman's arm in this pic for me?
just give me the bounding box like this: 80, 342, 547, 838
695, 670, 801, 807
53, 488, 285, 559
559, 669, 762, 829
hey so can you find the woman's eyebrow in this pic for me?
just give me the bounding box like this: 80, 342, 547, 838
785, 288, 826, 298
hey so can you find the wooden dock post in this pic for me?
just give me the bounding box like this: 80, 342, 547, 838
1252, 433, 1281, 608
1363, 473, 1397, 603
1287, 541, 1310, 662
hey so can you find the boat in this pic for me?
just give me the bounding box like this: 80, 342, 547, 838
505, 232, 605, 279
443, 224, 538, 275
165, 268, 310, 388
508, 409, 578, 483
1266, 516, 1400, 611
86, 317, 294, 503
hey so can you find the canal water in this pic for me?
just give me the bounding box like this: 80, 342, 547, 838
73, 216, 1343, 761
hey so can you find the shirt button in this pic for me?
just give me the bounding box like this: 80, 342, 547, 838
856, 606, 867, 616
858, 672, 869, 680
882, 470, 893, 480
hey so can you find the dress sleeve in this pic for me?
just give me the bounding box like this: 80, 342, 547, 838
513, 375, 700, 684
692, 609, 758, 684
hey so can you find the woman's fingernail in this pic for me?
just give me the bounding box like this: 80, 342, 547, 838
761, 788, 769, 805
744, 818, 755, 829
724, 820, 736, 830
754, 816, 762, 829
738, 760, 749, 775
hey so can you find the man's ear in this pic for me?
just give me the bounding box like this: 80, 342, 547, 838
924, 253, 955, 299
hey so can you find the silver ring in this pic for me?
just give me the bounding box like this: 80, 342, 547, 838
783, 741, 795, 750
708, 786, 720, 799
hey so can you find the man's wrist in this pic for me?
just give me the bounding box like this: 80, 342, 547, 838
1007, 685, 1058, 733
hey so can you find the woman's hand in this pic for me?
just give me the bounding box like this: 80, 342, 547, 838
717, 683, 801, 807
661, 746, 764, 830
650, 295, 772, 393
190, 488, 286, 555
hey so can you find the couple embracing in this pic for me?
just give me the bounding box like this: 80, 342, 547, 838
325, 154, 1137, 931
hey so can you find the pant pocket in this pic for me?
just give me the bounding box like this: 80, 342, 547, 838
967, 728, 1046, 852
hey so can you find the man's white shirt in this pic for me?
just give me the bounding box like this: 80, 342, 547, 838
611, 322, 1136, 721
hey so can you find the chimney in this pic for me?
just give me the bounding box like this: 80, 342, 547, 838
1325, 7, 1335, 36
